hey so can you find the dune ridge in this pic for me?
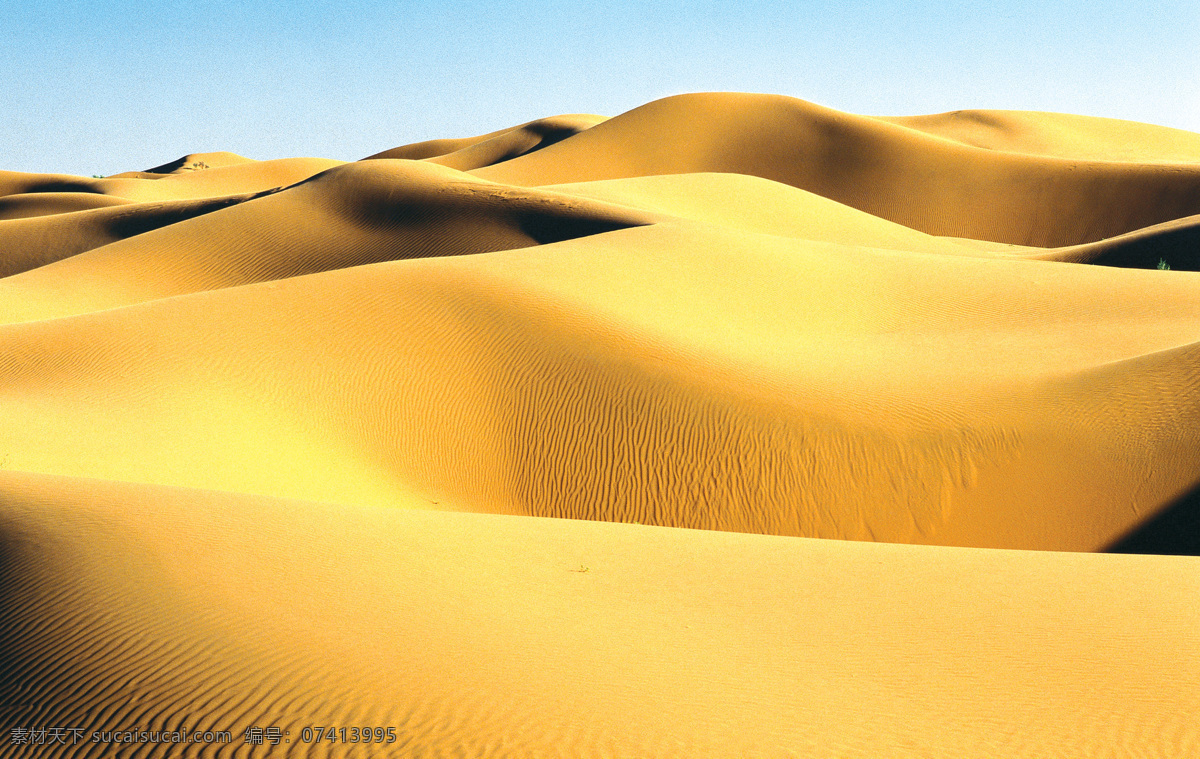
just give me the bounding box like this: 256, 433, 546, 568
880, 109, 1200, 162
0, 161, 653, 323
365, 114, 607, 170
475, 93, 1200, 246
2, 92, 1200, 756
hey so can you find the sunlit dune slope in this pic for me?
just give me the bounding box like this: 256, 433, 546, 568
543, 172, 982, 255
1, 219, 1198, 550
2, 471, 1197, 759
0, 193, 255, 278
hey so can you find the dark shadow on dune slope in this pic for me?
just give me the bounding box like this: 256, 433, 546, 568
0, 193, 131, 221
142, 153, 252, 175
11, 180, 101, 196
106, 195, 251, 239
1061, 217, 1200, 271
366, 117, 600, 169
1106, 480, 1200, 556
0, 192, 270, 279
143, 156, 199, 174
515, 212, 644, 245
282, 162, 654, 254
481, 123, 583, 165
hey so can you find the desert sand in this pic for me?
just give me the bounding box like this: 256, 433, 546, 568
1, 92, 1198, 757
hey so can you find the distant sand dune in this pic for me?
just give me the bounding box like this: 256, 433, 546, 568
364, 114, 606, 166
0, 161, 651, 322
0, 193, 256, 278
475, 93, 1200, 246
881, 109, 1200, 162
143, 151, 257, 174
2, 92, 1199, 756
0, 191, 132, 221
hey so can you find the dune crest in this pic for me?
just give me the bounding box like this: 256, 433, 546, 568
881, 109, 1200, 162
474, 93, 1200, 246
143, 151, 256, 174
366, 114, 607, 169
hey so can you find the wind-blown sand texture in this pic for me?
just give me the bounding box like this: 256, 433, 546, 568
2, 93, 1198, 757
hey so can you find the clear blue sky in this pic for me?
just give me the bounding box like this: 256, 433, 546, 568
2, 0, 1197, 175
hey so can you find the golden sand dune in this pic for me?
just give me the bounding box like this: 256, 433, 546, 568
2, 219, 1198, 548
881, 109, 1200, 162
0, 193, 256, 278
0, 161, 651, 322
0, 191, 133, 221
142, 151, 258, 174
2, 157, 341, 204
366, 114, 607, 170
2, 92, 1199, 756
1, 471, 1197, 758
475, 93, 1200, 246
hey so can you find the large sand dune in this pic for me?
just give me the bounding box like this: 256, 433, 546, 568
2, 92, 1198, 756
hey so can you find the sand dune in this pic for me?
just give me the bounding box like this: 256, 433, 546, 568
366, 114, 607, 170
0, 193, 256, 278
2, 92, 1199, 756
1, 471, 1196, 758
881, 109, 1200, 162
142, 151, 257, 174
3, 220, 1199, 549
0, 191, 133, 221
0, 161, 651, 323
474, 93, 1200, 246
362, 113, 609, 165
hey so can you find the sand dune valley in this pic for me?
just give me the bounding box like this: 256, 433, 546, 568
3, 92, 1200, 757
